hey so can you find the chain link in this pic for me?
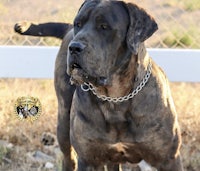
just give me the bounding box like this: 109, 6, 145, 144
81, 61, 152, 103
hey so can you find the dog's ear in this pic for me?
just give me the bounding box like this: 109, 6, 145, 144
125, 3, 158, 54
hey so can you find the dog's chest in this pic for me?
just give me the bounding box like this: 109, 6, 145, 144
99, 103, 132, 139
102, 103, 127, 123
71, 96, 156, 163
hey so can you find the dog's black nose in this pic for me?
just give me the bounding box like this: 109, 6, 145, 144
69, 42, 85, 55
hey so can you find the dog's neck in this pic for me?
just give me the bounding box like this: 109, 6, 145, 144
94, 43, 150, 98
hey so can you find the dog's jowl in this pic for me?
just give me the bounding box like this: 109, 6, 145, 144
15, 0, 184, 171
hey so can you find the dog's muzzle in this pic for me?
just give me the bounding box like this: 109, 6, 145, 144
67, 41, 110, 86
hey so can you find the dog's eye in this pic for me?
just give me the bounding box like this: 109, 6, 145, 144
74, 21, 82, 28
100, 23, 109, 30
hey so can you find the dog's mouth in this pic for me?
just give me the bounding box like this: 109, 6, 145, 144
69, 62, 86, 85
71, 62, 82, 70
68, 62, 110, 86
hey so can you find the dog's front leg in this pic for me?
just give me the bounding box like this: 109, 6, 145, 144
55, 69, 76, 170
57, 97, 76, 171
57, 102, 75, 171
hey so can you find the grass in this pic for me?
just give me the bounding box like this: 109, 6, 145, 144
0, 79, 57, 146
163, 26, 200, 48
164, 0, 200, 11
0, 79, 200, 170
0, 146, 9, 164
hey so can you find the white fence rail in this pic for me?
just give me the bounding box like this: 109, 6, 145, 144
0, 46, 200, 82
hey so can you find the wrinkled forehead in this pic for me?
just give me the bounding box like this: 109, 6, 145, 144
76, 0, 129, 27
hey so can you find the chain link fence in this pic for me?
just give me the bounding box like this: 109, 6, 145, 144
0, 0, 200, 48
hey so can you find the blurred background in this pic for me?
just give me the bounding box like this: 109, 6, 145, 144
0, 0, 200, 171
1, 0, 200, 48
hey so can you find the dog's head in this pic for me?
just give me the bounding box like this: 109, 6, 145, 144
67, 0, 157, 86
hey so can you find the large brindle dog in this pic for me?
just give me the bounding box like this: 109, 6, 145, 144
15, 0, 183, 170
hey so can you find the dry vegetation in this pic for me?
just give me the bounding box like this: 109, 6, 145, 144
0, 79, 200, 170
0, 79, 57, 145
0, 79, 59, 171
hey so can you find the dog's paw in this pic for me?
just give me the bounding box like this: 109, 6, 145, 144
14, 22, 32, 34
41, 132, 55, 146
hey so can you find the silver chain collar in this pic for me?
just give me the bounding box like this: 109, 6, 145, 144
81, 61, 152, 103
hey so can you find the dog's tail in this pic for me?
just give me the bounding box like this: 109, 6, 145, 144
14, 22, 73, 39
